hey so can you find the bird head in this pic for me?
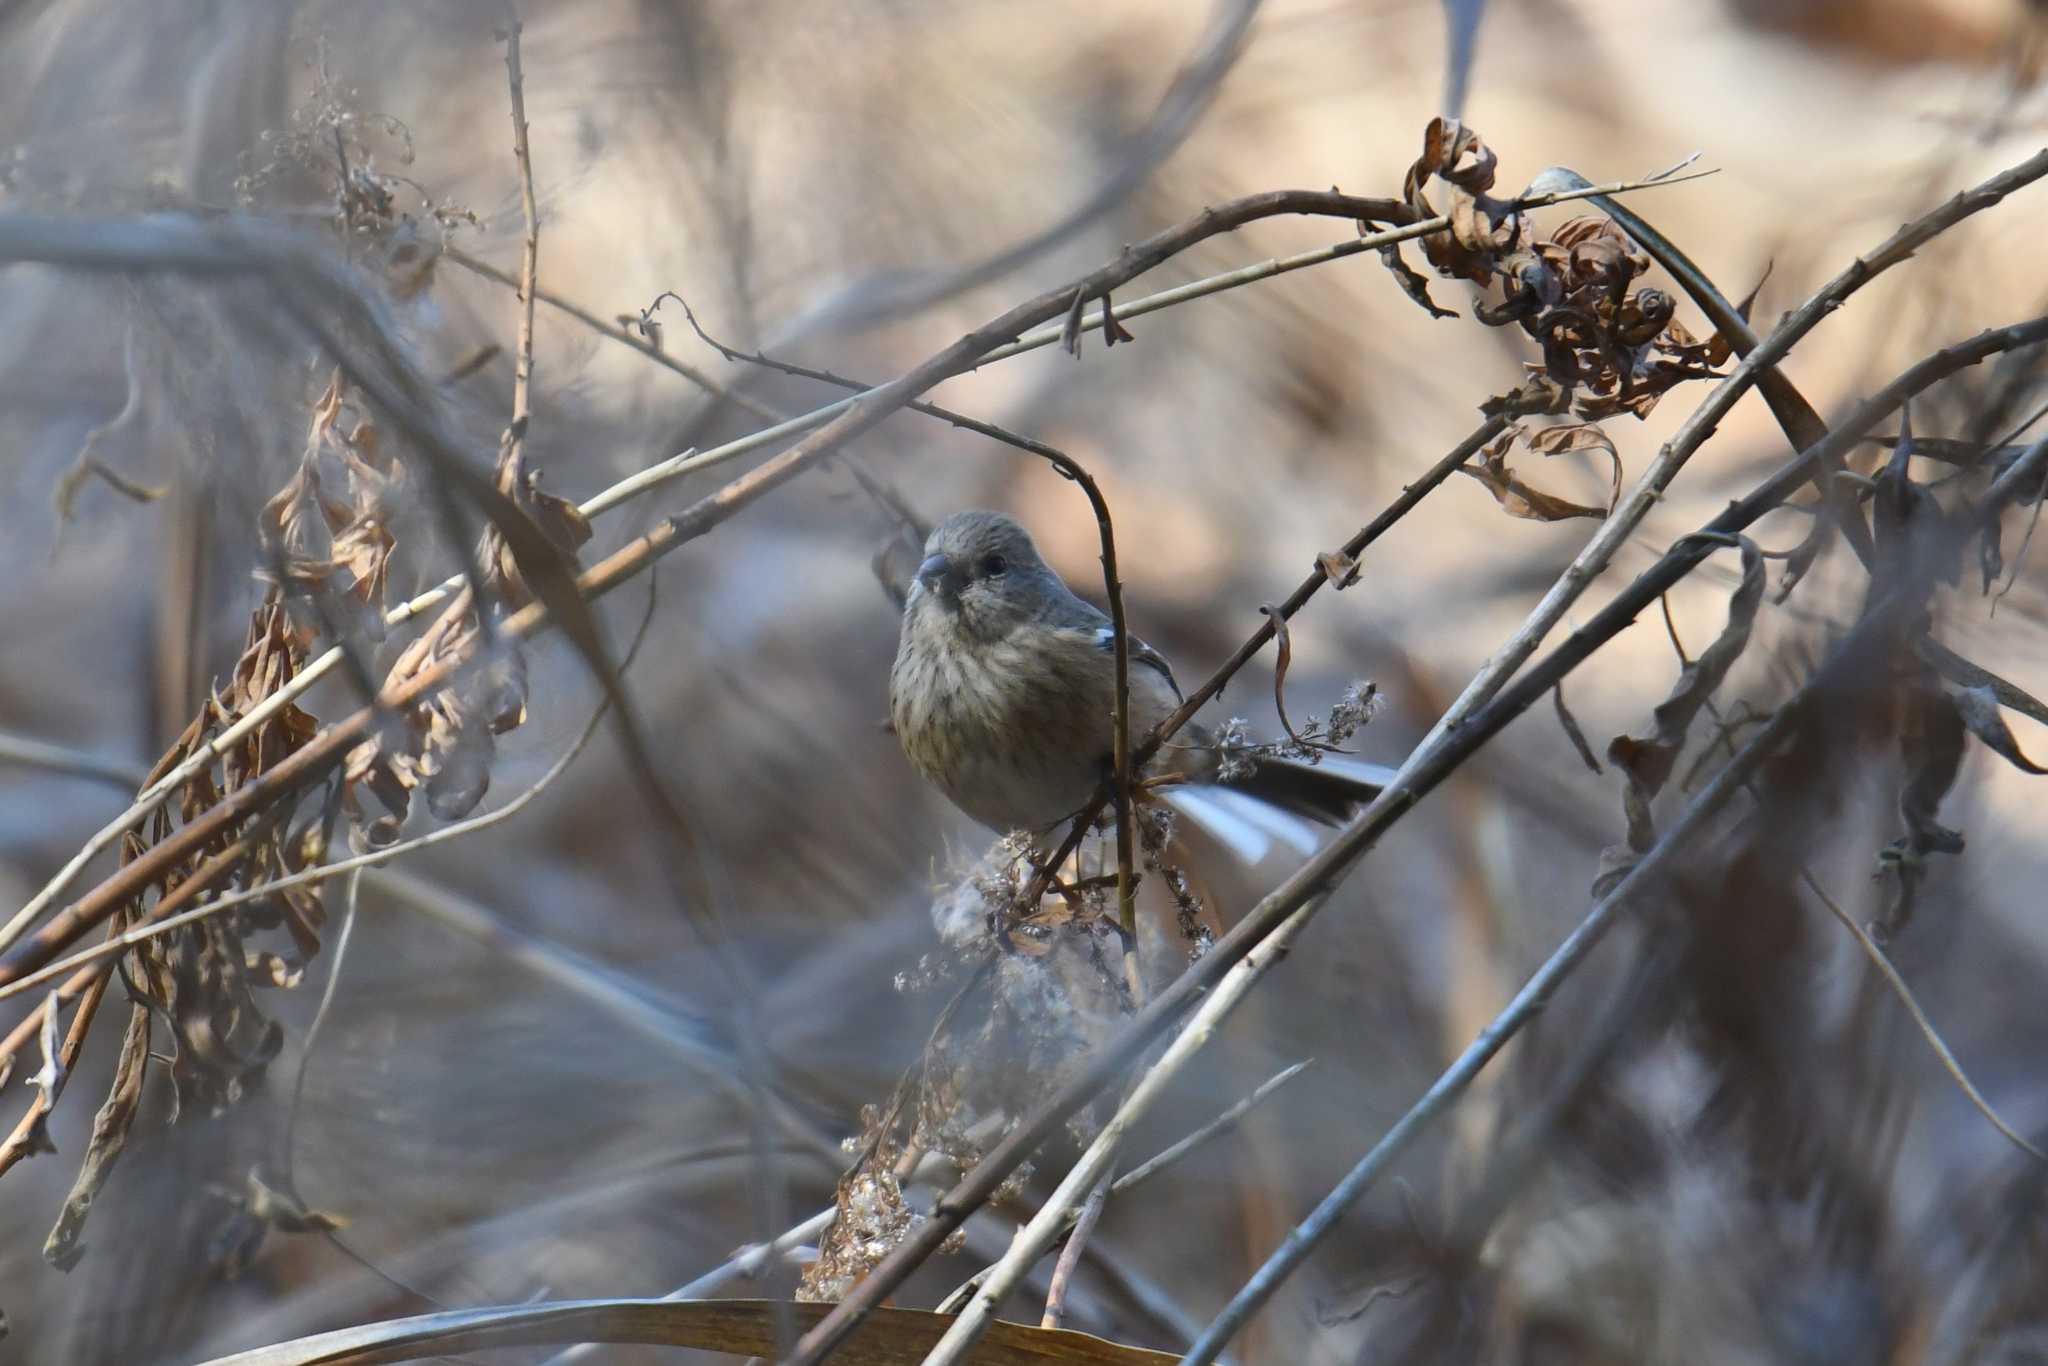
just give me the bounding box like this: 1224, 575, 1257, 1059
909, 510, 1061, 639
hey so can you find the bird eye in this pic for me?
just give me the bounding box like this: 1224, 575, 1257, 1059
979, 553, 1008, 578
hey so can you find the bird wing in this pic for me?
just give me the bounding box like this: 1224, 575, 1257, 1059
1039, 582, 1185, 702
1087, 623, 1183, 702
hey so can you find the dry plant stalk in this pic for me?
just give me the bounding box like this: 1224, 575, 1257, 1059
2, 52, 2045, 1366
0, 19, 589, 1277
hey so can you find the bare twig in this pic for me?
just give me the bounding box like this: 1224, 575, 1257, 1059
1178, 594, 1921, 1364
1179, 307, 2048, 1358
915, 897, 1327, 1366
1401, 148, 2048, 785
1146, 414, 1519, 758
446, 248, 782, 425
785, 310, 2048, 1366
587, 167, 1711, 519
51, 325, 166, 543
1039, 1171, 1110, 1331
497, 10, 539, 491
661, 301, 1147, 990
934, 1059, 1313, 1318
0, 166, 1700, 957
1799, 871, 2047, 1163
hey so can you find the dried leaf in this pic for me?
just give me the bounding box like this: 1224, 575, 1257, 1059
1459, 429, 1609, 523
423, 712, 495, 820
1401, 117, 1515, 285
1379, 242, 1457, 319
1919, 639, 2048, 728
1481, 374, 1570, 417
1874, 680, 1968, 943
486, 470, 592, 606
186, 1298, 1180, 1366
1602, 536, 1765, 871
1553, 681, 1602, 774
1521, 421, 1622, 515
1260, 604, 1312, 749
207, 1169, 349, 1281
244, 1169, 348, 1233
1951, 684, 2048, 775
43, 1004, 150, 1270
1317, 549, 1362, 589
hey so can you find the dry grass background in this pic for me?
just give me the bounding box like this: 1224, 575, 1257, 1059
2, 0, 2047, 1362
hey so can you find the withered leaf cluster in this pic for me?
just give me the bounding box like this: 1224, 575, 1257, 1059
1389, 118, 1730, 423
5, 335, 595, 1272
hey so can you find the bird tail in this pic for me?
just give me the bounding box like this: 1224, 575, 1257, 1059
1229, 753, 1394, 825
1159, 754, 1393, 865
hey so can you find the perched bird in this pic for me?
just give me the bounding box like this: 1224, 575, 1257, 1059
889, 510, 1391, 858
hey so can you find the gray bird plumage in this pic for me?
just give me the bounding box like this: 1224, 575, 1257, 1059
889, 510, 1386, 841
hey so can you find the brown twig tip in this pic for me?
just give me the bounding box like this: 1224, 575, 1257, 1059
497, 6, 540, 489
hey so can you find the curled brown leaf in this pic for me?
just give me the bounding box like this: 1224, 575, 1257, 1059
1601, 536, 1765, 880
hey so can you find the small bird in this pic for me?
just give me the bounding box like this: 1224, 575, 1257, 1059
889, 510, 1390, 856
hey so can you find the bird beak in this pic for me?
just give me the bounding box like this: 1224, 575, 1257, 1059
916, 552, 962, 602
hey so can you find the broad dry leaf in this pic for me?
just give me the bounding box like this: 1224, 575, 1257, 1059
190, 1298, 1181, 1366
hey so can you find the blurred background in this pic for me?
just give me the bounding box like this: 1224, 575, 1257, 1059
3, 0, 2048, 1361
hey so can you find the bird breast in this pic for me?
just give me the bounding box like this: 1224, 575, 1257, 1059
891, 616, 1176, 833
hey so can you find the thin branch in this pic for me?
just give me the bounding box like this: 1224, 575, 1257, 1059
1798, 870, 2047, 1163
914, 897, 1326, 1366
1118, 1058, 1311, 1193
1179, 309, 2048, 1357
584, 166, 1711, 519
662, 300, 1146, 991
1040, 1171, 1110, 1331
0, 165, 1701, 957
0, 188, 1399, 952
444, 247, 784, 425
934, 1058, 1312, 1317
51, 324, 166, 543
1398, 147, 2048, 789
499, 10, 539, 491
1150, 413, 1519, 757
1178, 593, 1922, 1365
0, 730, 146, 791
783, 310, 2048, 1366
